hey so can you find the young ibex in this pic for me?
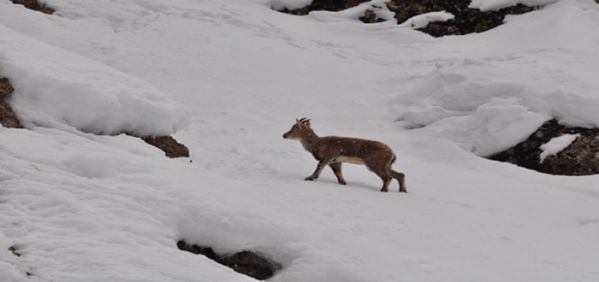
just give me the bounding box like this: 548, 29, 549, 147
283, 118, 407, 192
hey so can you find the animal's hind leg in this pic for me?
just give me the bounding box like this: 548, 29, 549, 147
391, 170, 407, 193
329, 162, 347, 185
370, 167, 392, 192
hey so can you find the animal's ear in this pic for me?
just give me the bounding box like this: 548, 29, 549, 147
297, 117, 310, 128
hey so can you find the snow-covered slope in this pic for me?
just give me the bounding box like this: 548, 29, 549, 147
1, 0, 599, 281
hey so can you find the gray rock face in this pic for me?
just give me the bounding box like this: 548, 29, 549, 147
490, 120, 599, 176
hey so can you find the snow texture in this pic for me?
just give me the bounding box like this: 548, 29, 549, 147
539, 133, 580, 162
1, 0, 599, 281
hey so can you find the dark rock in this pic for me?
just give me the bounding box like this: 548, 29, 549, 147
0, 77, 23, 129
142, 136, 189, 158
177, 240, 282, 280
0, 77, 15, 99
359, 9, 386, 24
278, 0, 370, 15
224, 251, 281, 280
8, 246, 21, 257
10, 0, 55, 14
490, 119, 599, 175
386, 0, 536, 37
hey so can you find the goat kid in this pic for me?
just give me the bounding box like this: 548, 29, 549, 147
283, 118, 407, 193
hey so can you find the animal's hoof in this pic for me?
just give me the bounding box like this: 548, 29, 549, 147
339, 181, 347, 185
304, 177, 315, 181
380, 188, 388, 192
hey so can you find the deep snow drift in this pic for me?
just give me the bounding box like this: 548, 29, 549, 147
1, 0, 599, 281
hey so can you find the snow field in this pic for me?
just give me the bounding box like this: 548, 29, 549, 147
1, 0, 599, 281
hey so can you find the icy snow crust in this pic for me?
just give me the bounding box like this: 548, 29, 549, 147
1, 0, 599, 281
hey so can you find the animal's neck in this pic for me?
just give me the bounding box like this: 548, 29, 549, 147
299, 130, 319, 152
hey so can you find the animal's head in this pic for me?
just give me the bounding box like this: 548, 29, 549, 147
283, 118, 311, 140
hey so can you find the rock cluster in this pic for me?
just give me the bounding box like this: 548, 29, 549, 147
386, 0, 535, 37
277, 0, 537, 36
0, 77, 23, 129
491, 119, 599, 176
177, 240, 282, 280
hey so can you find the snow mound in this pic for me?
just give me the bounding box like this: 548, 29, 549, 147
271, 0, 313, 10
398, 11, 455, 29
539, 133, 580, 162
0, 24, 187, 136
469, 0, 559, 11
395, 67, 599, 156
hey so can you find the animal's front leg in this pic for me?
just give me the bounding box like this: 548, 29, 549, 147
329, 162, 347, 185
305, 159, 332, 181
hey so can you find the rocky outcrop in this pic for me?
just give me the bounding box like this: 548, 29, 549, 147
11, 0, 55, 14
277, 0, 538, 36
143, 136, 190, 158
0, 77, 23, 129
177, 240, 282, 280
490, 119, 599, 176
386, 0, 536, 37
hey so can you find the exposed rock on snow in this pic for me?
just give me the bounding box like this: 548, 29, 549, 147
10, 0, 54, 14
177, 240, 281, 280
359, 8, 385, 23
0, 78, 14, 100
142, 136, 190, 158
276, 0, 370, 15
276, 0, 539, 36
491, 119, 599, 175
0, 77, 22, 129
387, 0, 536, 37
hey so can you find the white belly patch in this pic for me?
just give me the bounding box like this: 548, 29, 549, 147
336, 156, 365, 165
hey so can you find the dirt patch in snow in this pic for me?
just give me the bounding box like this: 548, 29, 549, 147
490, 119, 599, 176
142, 136, 190, 158
0, 77, 23, 129
10, 0, 55, 14
177, 240, 282, 280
